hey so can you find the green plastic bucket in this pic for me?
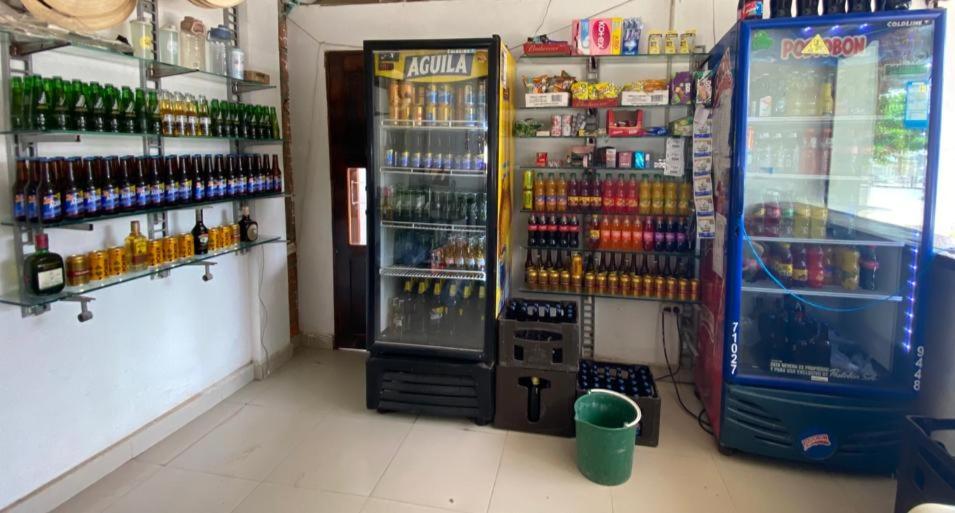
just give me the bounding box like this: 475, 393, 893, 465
574, 389, 642, 486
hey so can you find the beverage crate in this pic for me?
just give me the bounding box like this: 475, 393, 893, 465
499, 318, 579, 372
576, 359, 661, 447
494, 365, 576, 437
894, 416, 955, 513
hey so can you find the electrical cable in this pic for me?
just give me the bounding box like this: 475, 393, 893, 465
258, 245, 272, 378
661, 308, 712, 435
531, 0, 554, 39
655, 305, 682, 382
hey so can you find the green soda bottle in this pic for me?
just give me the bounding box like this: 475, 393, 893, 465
34, 77, 53, 131
71, 79, 88, 131
209, 99, 220, 137
134, 89, 147, 134
121, 86, 136, 133
106, 85, 121, 132
52, 77, 70, 130
147, 90, 160, 135
9, 76, 23, 129
89, 82, 105, 131
269, 106, 279, 139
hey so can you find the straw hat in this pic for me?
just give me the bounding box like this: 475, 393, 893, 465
21, 0, 136, 32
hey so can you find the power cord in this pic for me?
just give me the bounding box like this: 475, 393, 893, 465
660, 307, 713, 435
258, 245, 272, 378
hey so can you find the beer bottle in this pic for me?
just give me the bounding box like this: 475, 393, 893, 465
271, 154, 281, 192
89, 82, 106, 132
10, 76, 24, 130
179, 155, 194, 203
129, 156, 147, 209
191, 155, 206, 201
105, 85, 121, 132
58, 157, 82, 219
80, 157, 99, 217
209, 99, 220, 137
13, 158, 29, 222
197, 95, 211, 137
848, 0, 871, 10
164, 155, 179, 205
185, 94, 198, 137
99, 157, 117, 214
24, 159, 39, 222
233, 155, 247, 196
217, 155, 232, 198
192, 209, 210, 255
52, 77, 70, 130
34, 77, 53, 131
69, 80, 87, 131
147, 156, 164, 206
207, 155, 220, 198
796, 0, 818, 15
133, 89, 147, 134
270, 106, 280, 139
116, 156, 134, 211
120, 86, 136, 133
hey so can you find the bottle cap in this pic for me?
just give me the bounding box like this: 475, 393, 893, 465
34, 233, 49, 249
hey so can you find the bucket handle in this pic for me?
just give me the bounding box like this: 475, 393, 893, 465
588, 388, 642, 429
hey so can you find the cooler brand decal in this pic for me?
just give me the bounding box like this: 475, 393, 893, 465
798, 429, 838, 460
780, 35, 868, 60
405, 53, 472, 79
375, 50, 488, 83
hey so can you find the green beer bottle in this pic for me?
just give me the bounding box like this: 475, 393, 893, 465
89, 82, 105, 131
10, 76, 23, 129
52, 77, 70, 130
134, 89, 147, 133
147, 90, 160, 135
105, 85, 120, 132
21, 75, 39, 130
34, 77, 53, 131
120, 86, 136, 133
72, 80, 89, 131
209, 99, 220, 137
270, 106, 279, 139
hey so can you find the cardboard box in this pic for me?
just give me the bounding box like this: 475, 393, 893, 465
620, 89, 670, 106
243, 69, 270, 84
572, 18, 622, 55
525, 92, 570, 108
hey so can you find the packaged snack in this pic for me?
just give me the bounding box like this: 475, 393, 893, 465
523, 35, 573, 56
679, 30, 696, 54
571, 81, 620, 107
633, 151, 647, 169
523, 71, 576, 93
694, 70, 714, 107
621, 18, 643, 56
647, 31, 663, 55
669, 116, 693, 137
514, 118, 543, 137
620, 79, 670, 106
664, 31, 679, 54
670, 71, 693, 105
572, 18, 623, 55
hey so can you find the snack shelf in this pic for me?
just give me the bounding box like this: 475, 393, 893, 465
741, 282, 903, 302
380, 167, 487, 178
0, 235, 285, 308
1, 192, 287, 230
381, 220, 486, 234
519, 287, 698, 303
380, 266, 486, 281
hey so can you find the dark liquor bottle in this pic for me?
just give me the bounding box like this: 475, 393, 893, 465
25, 159, 39, 222
13, 158, 29, 222
99, 157, 118, 214
526, 376, 543, 422
128, 156, 147, 209
38, 157, 62, 222
192, 209, 210, 255
221, 155, 235, 198
179, 155, 194, 204
61, 157, 83, 220
192, 154, 206, 202
147, 156, 164, 206
81, 157, 100, 217
24, 233, 65, 295
164, 155, 179, 205
239, 206, 259, 242
117, 156, 134, 212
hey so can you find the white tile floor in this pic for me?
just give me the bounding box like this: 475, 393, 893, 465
52, 348, 897, 513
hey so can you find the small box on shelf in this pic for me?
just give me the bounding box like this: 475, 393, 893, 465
570, 97, 619, 109
620, 90, 669, 107
525, 92, 570, 108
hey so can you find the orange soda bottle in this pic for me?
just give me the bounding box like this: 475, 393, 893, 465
533, 172, 545, 211
620, 216, 633, 249
664, 180, 678, 215
602, 173, 614, 213
556, 173, 568, 211
545, 173, 557, 212
610, 216, 622, 249
632, 216, 644, 251
639, 176, 651, 214
625, 176, 638, 214
651, 176, 665, 215
678, 182, 692, 216
599, 215, 611, 249
614, 174, 626, 214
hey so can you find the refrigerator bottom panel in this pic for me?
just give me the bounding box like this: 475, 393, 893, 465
720, 384, 909, 474
366, 355, 494, 425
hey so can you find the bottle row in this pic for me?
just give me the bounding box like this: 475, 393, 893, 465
12, 153, 282, 224
744, 195, 831, 239
528, 214, 695, 253
524, 248, 698, 300
9, 75, 280, 139
385, 79, 487, 124
744, 242, 880, 291
746, 127, 858, 176
578, 361, 656, 399
24, 211, 257, 296
522, 171, 694, 216
503, 299, 578, 324
392, 231, 486, 272
383, 131, 486, 171
385, 279, 487, 341
380, 187, 487, 226
749, 68, 835, 118
741, 0, 910, 21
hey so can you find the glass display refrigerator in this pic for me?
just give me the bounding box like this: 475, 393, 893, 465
696, 10, 945, 471
364, 37, 515, 424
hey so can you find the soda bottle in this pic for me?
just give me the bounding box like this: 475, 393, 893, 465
678, 182, 692, 216
601, 174, 615, 213
792, 245, 808, 288
840, 247, 860, 290
823, 247, 836, 285
663, 180, 678, 215
568, 216, 580, 248
642, 216, 655, 252
599, 216, 612, 250
567, 175, 579, 212
666, 217, 678, 252
99, 157, 118, 214
818, 128, 832, 175
625, 176, 638, 214
588, 215, 601, 250
590, 174, 602, 212
774, 243, 793, 287
612, 174, 625, 214
579, 173, 592, 211
800, 128, 819, 175
877, 0, 909, 9
633, 216, 644, 252
848, 0, 871, 11
556, 173, 568, 212
610, 216, 622, 250
771, 0, 793, 16
810, 205, 828, 239
780, 200, 795, 237
620, 217, 633, 250
793, 197, 811, 238
763, 191, 781, 237
654, 217, 666, 252
807, 245, 825, 288
823, 0, 845, 11
548, 214, 560, 248
859, 246, 879, 290
796, 0, 817, 16
676, 217, 689, 252
651, 177, 664, 215
558, 215, 569, 248
534, 172, 546, 211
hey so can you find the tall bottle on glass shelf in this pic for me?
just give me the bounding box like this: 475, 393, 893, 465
239, 205, 259, 242
192, 209, 210, 255
124, 220, 149, 272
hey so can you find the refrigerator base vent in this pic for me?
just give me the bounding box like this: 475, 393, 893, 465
367, 356, 494, 425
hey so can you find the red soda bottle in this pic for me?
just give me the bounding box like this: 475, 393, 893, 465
601, 174, 614, 213
614, 174, 626, 214
807, 245, 825, 288
625, 176, 638, 214
642, 216, 654, 252
600, 215, 612, 249
610, 216, 622, 249
590, 174, 602, 212
633, 216, 644, 252
621, 217, 633, 249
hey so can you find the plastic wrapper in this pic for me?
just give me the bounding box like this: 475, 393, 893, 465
669, 116, 693, 137
670, 71, 694, 105
621, 79, 669, 92
514, 118, 543, 137
523, 71, 576, 93
694, 70, 714, 107
571, 81, 620, 100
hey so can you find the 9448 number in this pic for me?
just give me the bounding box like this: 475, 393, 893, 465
913, 346, 925, 391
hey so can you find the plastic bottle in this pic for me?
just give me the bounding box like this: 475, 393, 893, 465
545, 173, 557, 212
639, 176, 651, 215
651, 177, 665, 215
780, 199, 795, 237
763, 191, 781, 237
620, 217, 633, 250
678, 182, 692, 216
556, 173, 568, 211
859, 246, 879, 290
810, 205, 828, 239
602, 174, 615, 213
633, 216, 644, 252
654, 217, 666, 252
774, 243, 793, 287
664, 180, 678, 215
610, 216, 622, 250
792, 244, 808, 288
840, 247, 860, 290
567, 175, 579, 211
587, 215, 601, 250
642, 216, 654, 252
579, 173, 591, 211
793, 197, 811, 238
534, 172, 546, 211
625, 176, 638, 214
614, 174, 626, 214
600, 216, 612, 249
807, 245, 825, 288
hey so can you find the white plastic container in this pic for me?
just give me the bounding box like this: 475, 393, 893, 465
228, 46, 245, 80
158, 25, 179, 65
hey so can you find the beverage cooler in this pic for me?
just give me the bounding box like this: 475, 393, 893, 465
364, 37, 515, 424
696, 10, 945, 471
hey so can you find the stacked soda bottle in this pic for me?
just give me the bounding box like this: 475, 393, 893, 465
379, 187, 486, 226
524, 248, 699, 301
387, 78, 486, 125
743, 241, 878, 292
527, 171, 692, 216
7, 75, 280, 140
578, 360, 656, 398
745, 191, 829, 240
12, 153, 283, 224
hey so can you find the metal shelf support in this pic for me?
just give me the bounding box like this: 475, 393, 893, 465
62, 295, 95, 322
185, 260, 217, 281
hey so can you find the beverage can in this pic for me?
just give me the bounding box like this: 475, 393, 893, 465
666, 277, 678, 299
230, 224, 240, 246
424, 103, 436, 122
413, 104, 424, 123
584, 271, 595, 293
178, 233, 194, 258
107, 247, 125, 276
522, 190, 534, 210
607, 272, 619, 295
208, 227, 221, 251
88, 250, 107, 281
560, 269, 571, 291
632, 274, 643, 297
437, 104, 451, 122
425, 84, 438, 105
148, 239, 163, 267
66, 254, 90, 287
438, 84, 452, 105
463, 83, 475, 106
523, 169, 534, 190
620, 273, 631, 296
655, 276, 666, 298
690, 278, 699, 300
162, 236, 178, 262
643, 275, 654, 297
678, 278, 690, 301
595, 272, 607, 294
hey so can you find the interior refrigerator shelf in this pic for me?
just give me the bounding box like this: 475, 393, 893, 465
746, 114, 891, 124
0, 235, 285, 308
380, 120, 485, 130
746, 235, 906, 248
380, 266, 486, 281
740, 282, 903, 302
519, 287, 698, 303
516, 104, 690, 111
746, 173, 871, 182
380, 167, 487, 178
515, 134, 676, 140
381, 220, 485, 233
519, 166, 665, 174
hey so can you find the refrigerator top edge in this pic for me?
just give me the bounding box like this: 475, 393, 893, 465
364, 36, 501, 52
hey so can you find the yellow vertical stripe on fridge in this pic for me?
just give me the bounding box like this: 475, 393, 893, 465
495, 44, 515, 318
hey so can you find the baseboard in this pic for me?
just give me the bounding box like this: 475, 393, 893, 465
3, 364, 255, 513
254, 342, 295, 380
301, 332, 334, 349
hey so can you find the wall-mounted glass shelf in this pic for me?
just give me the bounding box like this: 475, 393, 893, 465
380, 120, 486, 131
164, 135, 283, 145
0, 129, 283, 145
0, 234, 284, 308
519, 287, 698, 303
1, 192, 286, 230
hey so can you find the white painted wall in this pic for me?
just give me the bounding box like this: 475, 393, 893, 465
286, 0, 738, 362
0, 0, 289, 508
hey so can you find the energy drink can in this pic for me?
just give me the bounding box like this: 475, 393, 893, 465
522, 169, 534, 190
178, 233, 194, 257
88, 250, 107, 281
107, 247, 125, 276
147, 240, 163, 267
162, 236, 178, 262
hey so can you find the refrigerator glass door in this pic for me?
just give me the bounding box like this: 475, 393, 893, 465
736, 18, 937, 389
371, 48, 490, 352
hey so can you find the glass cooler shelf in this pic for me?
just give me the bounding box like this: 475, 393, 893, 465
380, 167, 486, 178
0, 234, 284, 308
518, 166, 664, 173
380, 120, 485, 131
746, 235, 906, 248
519, 287, 698, 303
381, 220, 485, 234
741, 282, 903, 302
380, 266, 486, 281
516, 104, 689, 111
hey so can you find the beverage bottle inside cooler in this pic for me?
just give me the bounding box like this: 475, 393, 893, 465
556, 173, 568, 211
602, 174, 614, 213
599, 216, 611, 250
558, 215, 569, 248
792, 245, 808, 288
679, 182, 692, 216
665, 217, 678, 252
587, 215, 601, 250
579, 173, 592, 211
775, 243, 794, 286
807, 245, 825, 288
780, 199, 795, 237
620, 217, 633, 250
545, 173, 557, 212
859, 246, 878, 290
569, 215, 580, 248
793, 197, 811, 238
610, 216, 622, 250
677, 217, 689, 252
654, 217, 666, 252
763, 191, 781, 237
614, 174, 626, 214
642, 216, 655, 252
651, 177, 664, 215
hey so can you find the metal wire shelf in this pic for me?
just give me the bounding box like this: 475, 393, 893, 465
380, 266, 486, 281
381, 220, 486, 233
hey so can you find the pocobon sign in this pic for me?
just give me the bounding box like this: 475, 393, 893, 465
780, 35, 868, 60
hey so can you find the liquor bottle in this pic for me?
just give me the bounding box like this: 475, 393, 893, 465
192, 209, 210, 255
13, 158, 29, 222
61, 158, 83, 220
130, 156, 148, 209
147, 156, 164, 206
639, 176, 651, 215
117, 156, 134, 211
179, 155, 194, 204
164, 155, 179, 205
233, 155, 247, 196
38, 158, 62, 222
124, 220, 149, 272
24, 233, 64, 295
239, 206, 259, 242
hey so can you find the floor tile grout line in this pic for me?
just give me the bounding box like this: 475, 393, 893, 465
258, 408, 336, 487
225, 479, 270, 513
708, 452, 743, 513
367, 413, 419, 499
483, 430, 510, 513
142, 402, 247, 468
61, 461, 163, 513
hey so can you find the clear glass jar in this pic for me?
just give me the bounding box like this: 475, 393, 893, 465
158, 25, 179, 65
179, 31, 205, 70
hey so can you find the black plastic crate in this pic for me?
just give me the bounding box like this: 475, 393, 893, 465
576, 359, 661, 447
895, 416, 955, 513
494, 365, 576, 437
499, 319, 579, 371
